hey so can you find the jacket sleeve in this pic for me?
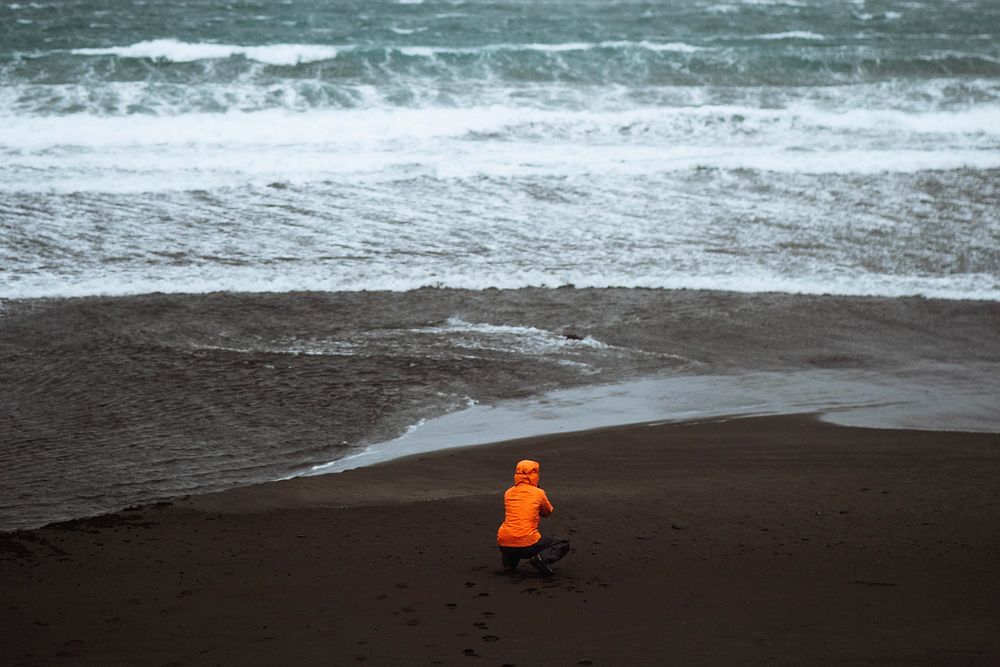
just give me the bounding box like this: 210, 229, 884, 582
539, 491, 554, 517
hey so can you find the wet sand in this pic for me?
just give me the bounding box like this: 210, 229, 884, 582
3, 288, 999, 531
3, 414, 999, 665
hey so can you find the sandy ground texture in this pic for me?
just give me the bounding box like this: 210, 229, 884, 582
3, 414, 999, 665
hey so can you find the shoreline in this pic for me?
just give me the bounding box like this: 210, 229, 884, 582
304, 367, 1000, 478
3, 414, 999, 664
5, 284, 1000, 305
5, 287, 1000, 305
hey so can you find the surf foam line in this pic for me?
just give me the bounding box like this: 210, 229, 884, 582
3, 269, 999, 302
301, 365, 1000, 476
3, 268, 999, 302
4, 104, 999, 151
70, 40, 341, 65
65, 39, 707, 64
752, 31, 826, 40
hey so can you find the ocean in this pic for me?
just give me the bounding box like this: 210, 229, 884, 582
2, 0, 998, 299
1, 0, 999, 531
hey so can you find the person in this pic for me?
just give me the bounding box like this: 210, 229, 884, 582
496, 459, 570, 576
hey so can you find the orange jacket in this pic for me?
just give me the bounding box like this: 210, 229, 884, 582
496, 459, 554, 547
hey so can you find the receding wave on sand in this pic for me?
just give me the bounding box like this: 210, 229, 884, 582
2, 287, 997, 531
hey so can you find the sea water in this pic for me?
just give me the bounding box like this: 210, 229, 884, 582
1, 0, 998, 299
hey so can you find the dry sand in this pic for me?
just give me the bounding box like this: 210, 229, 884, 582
3, 414, 999, 665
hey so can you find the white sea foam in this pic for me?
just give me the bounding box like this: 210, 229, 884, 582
71, 39, 340, 65
395, 40, 704, 56
520, 42, 593, 52
3, 264, 997, 302
390, 26, 428, 34
856, 11, 903, 21
396, 45, 447, 57
739, 0, 806, 6
65, 38, 705, 65
3, 74, 997, 118
5, 143, 997, 195
3, 68, 997, 305
754, 31, 826, 40
601, 40, 703, 53
8, 102, 997, 151
180, 319, 615, 364
0, 107, 504, 151
804, 106, 1000, 134
416, 316, 611, 354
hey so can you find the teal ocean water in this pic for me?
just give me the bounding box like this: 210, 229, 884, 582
1, 0, 998, 299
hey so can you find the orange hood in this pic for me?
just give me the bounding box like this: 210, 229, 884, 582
513, 459, 540, 487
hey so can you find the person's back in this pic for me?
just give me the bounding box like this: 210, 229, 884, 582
496, 459, 570, 575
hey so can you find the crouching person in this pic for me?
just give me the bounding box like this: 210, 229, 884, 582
496, 459, 570, 576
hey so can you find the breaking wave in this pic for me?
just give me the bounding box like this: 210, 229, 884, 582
71, 39, 341, 65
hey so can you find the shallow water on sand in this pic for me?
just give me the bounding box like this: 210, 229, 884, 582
2, 288, 998, 531
310, 364, 1000, 474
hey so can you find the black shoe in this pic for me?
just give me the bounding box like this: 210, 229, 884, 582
528, 555, 553, 576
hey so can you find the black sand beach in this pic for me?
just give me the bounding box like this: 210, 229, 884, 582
2, 415, 999, 665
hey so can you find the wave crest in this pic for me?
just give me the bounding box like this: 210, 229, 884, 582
68, 38, 706, 64
71, 39, 340, 65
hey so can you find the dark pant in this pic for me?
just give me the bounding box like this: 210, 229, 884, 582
498, 535, 570, 570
